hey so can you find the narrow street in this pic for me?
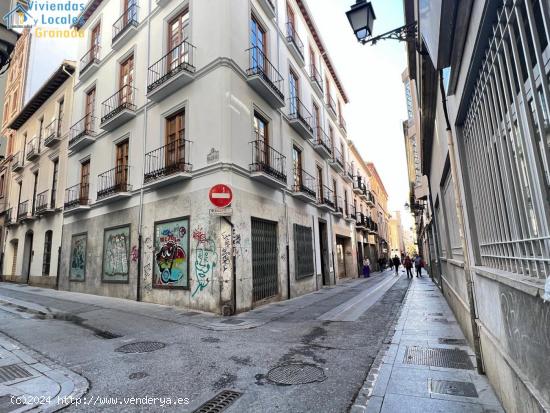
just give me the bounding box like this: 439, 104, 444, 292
0, 270, 408, 412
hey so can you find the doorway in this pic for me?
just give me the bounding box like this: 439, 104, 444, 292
357, 241, 363, 277
22, 231, 33, 280
336, 237, 346, 279
251, 218, 279, 303
318, 220, 329, 286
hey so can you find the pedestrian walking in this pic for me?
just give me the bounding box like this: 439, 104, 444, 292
388, 259, 394, 272
362, 258, 371, 278
414, 255, 424, 277
392, 255, 400, 275
404, 255, 413, 278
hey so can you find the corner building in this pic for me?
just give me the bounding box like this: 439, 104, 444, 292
60, 0, 358, 313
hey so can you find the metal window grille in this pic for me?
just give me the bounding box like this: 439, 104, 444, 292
294, 224, 314, 279
462, 0, 550, 279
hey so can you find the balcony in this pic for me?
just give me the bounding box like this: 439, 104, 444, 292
329, 146, 344, 173
312, 128, 332, 159
366, 217, 378, 234
5, 208, 17, 226
246, 47, 285, 108
345, 204, 356, 223
69, 115, 97, 152
35, 190, 55, 215
25, 137, 40, 161
257, 0, 276, 19
44, 118, 62, 147
286, 22, 305, 67
96, 165, 132, 203
356, 213, 367, 231
365, 189, 375, 206
79, 45, 101, 81
64, 184, 91, 214
291, 168, 316, 203
317, 185, 335, 211
249, 139, 287, 189
339, 116, 347, 136
17, 200, 34, 222
288, 97, 314, 140
112, 4, 139, 50
332, 196, 344, 217
100, 85, 137, 131
341, 162, 353, 183
309, 65, 323, 97
326, 95, 337, 120
11, 152, 23, 172
144, 138, 192, 188
147, 40, 196, 101
353, 176, 365, 195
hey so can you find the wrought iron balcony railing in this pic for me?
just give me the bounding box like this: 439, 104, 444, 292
247, 46, 284, 101
327, 95, 337, 115
35, 190, 51, 214
334, 196, 344, 215
5, 208, 15, 225
144, 136, 192, 183
332, 145, 344, 168
44, 118, 61, 145
348, 204, 356, 219
286, 22, 304, 60
339, 116, 347, 134
288, 97, 313, 132
17, 200, 30, 220
69, 114, 97, 147
313, 127, 333, 154
64, 183, 90, 209
25, 137, 40, 160
292, 167, 316, 198
101, 85, 137, 123
97, 165, 131, 200
318, 184, 335, 208
147, 39, 195, 93
80, 44, 101, 74
112, 3, 139, 43
250, 138, 287, 184
309, 65, 323, 92
354, 175, 366, 192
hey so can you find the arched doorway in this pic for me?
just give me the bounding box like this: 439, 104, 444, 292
22, 231, 33, 280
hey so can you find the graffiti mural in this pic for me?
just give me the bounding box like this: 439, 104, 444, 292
192, 227, 218, 297
69, 233, 87, 281
102, 225, 130, 282
153, 218, 189, 288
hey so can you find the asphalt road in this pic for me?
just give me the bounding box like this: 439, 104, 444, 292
0, 271, 410, 413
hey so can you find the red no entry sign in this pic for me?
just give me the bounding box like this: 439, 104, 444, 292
209, 184, 233, 208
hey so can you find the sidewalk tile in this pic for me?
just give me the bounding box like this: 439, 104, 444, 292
380, 393, 485, 413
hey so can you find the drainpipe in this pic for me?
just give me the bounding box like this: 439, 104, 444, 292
438, 69, 483, 374
221, 216, 236, 315
136, 0, 153, 302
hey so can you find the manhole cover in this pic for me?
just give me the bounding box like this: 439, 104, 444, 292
0, 364, 33, 383
220, 319, 245, 325
115, 341, 166, 354
267, 363, 326, 385
403, 346, 474, 370
192, 390, 242, 413
129, 372, 149, 380
438, 338, 467, 346
430, 379, 478, 397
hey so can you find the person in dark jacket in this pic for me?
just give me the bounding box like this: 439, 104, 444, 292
404, 255, 413, 278
392, 255, 401, 275
414, 255, 424, 277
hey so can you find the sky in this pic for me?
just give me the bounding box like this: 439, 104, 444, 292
308, 0, 413, 230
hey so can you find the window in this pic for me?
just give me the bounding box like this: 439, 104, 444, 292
116, 140, 129, 187
344, 190, 349, 215
289, 68, 299, 115
328, 125, 334, 149
165, 110, 185, 166
80, 160, 90, 201
287, 2, 295, 30
312, 103, 320, 138
0, 174, 4, 197
31, 172, 38, 214
250, 15, 267, 73
309, 45, 316, 70
325, 77, 330, 100
42, 230, 53, 276
51, 159, 59, 207
253, 112, 269, 165
120, 54, 134, 104
332, 178, 337, 200
38, 117, 44, 140
90, 23, 101, 58
85, 88, 96, 130
316, 165, 323, 199
57, 98, 64, 136
292, 146, 302, 189
168, 8, 190, 69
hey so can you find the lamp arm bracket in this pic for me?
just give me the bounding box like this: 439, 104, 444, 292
361, 21, 427, 55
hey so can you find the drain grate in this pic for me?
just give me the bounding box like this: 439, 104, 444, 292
115, 341, 166, 354
267, 363, 326, 385
438, 338, 468, 346
0, 364, 33, 383
220, 319, 245, 325
192, 390, 242, 413
403, 346, 474, 370
430, 379, 478, 397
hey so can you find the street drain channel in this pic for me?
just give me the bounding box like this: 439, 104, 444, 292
429, 379, 478, 398
192, 390, 242, 413
267, 363, 326, 385
220, 319, 245, 325
403, 346, 474, 370
0, 364, 33, 383
438, 338, 468, 346
115, 341, 166, 354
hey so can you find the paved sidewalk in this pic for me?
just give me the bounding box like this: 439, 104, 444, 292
352, 274, 504, 413
0, 333, 87, 412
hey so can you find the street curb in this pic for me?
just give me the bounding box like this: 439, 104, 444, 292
349, 274, 412, 413
0, 332, 89, 412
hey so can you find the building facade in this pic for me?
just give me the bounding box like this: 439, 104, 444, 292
405, 0, 550, 411
388, 210, 405, 257
59, 0, 367, 314
367, 162, 390, 264
3, 62, 75, 287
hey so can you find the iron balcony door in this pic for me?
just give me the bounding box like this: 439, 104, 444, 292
251, 218, 279, 303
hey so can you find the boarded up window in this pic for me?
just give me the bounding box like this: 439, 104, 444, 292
294, 224, 314, 279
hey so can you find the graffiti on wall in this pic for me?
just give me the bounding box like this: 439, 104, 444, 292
69, 233, 87, 281
192, 227, 218, 297
153, 219, 189, 288
221, 232, 232, 274
131, 246, 139, 263
102, 225, 130, 282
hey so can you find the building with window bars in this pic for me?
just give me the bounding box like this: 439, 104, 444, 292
404, 0, 550, 410
1, 61, 75, 287
57, 0, 387, 314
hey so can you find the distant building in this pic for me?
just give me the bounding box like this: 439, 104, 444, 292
388, 210, 405, 257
